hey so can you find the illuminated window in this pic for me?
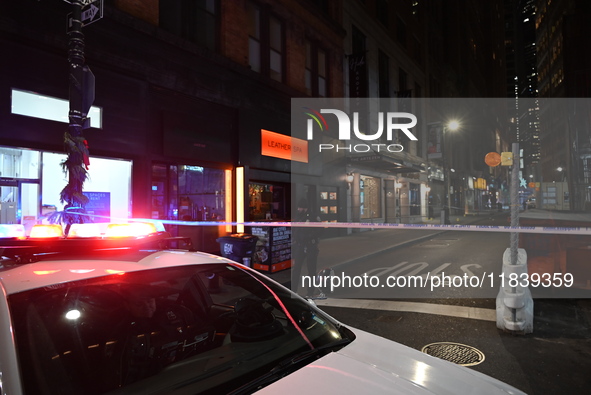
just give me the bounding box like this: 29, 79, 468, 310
11, 89, 102, 129
409, 183, 420, 215
360, 175, 381, 219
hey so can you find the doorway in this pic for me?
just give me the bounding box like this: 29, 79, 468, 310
0, 179, 40, 233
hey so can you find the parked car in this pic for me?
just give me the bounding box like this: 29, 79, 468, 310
0, 222, 525, 394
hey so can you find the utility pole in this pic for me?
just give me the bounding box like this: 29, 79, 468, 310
56, 0, 96, 233
496, 143, 533, 333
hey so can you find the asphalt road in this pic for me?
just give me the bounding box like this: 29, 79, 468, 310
327, 220, 510, 300
319, 299, 591, 395
304, 213, 591, 394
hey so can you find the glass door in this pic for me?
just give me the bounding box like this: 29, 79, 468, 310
0, 184, 18, 224
0, 180, 39, 234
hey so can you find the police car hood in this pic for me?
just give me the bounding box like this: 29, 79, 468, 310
258, 327, 525, 395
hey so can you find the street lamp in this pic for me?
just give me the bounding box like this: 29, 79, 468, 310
395, 181, 402, 222
441, 120, 460, 224
346, 172, 354, 189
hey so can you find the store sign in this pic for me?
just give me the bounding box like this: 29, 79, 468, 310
261, 129, 308, 163
475, 178, 487, 190
83, 191, 110, 222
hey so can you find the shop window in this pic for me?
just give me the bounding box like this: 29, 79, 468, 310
0, 147, 40, 179
153, 165, 227, 222
42, 152, 131, 222
178, 166, 226, 221
409, 183, 420, 215
152, 164, 227, 253
0, 147, 130, 229
360, 175, 381, 219
151, 164, 178, 221
319, 189, 338, 222
249, 182, 288, 221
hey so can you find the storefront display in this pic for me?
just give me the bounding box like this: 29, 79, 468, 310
0, 146, 131, 233
250, 225, 292, 273
244, 182, 291, 272
248, 182, 289, 221
151, 164, 230, 253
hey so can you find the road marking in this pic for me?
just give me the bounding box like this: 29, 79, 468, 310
315, 298, 496, 322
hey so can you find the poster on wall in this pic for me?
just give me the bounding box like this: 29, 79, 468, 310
250, 225, 291, 273
83, 192, 111, 222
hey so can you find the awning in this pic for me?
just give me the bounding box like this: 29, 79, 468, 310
348, 153, 426, 173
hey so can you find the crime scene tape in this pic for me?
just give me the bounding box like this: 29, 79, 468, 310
53, 209, 591, 236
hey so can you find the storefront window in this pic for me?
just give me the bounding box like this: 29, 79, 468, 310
360, 175, 381, 219
0, 148, 41, 229
178, 166, 226, 221
319, 188, 338, 222
0, 146, 131, 231
152, 164, 227, 253
42, 152, 132, 222
249, 182, 288, 221
409, 183, 420, 215
151, 164, 170, 220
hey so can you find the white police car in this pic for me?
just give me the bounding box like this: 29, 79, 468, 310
0, 222, 525, 394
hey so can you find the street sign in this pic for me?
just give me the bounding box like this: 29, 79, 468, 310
67, 0, 103, 30
63, 0, 96, 4
500, 151, 513, 166
484, 152, 501, 167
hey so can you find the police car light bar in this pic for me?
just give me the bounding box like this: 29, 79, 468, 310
29, 224, 65, 239
0, 224, 26, 239
0, 222, 162, 240
67, 223, 102, 238
105, 222, 159, 238
0, 222, 176, 265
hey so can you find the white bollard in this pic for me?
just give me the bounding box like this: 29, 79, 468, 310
496, 248, 534, 333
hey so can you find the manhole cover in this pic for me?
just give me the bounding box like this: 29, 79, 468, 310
421, 342, 485, 366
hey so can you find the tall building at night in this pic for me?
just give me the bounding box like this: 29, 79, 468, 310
505, 0, 540, 200
536, 0, 591, 210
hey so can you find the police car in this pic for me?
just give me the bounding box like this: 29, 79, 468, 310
0, 222, 525, 394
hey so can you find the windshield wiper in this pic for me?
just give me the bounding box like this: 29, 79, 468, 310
227, 337, 353, 395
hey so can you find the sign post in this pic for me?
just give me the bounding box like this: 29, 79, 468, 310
57, 0, 101, 233
66, 0, 103, 29
496, 143, 533, 334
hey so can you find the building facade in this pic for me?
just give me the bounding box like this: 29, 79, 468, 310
1, 0, 510, 260
536, 0, 591, 211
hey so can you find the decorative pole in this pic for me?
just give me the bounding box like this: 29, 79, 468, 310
51, 0, 92, 233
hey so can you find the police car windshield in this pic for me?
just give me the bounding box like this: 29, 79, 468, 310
8, 263, 349, 395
